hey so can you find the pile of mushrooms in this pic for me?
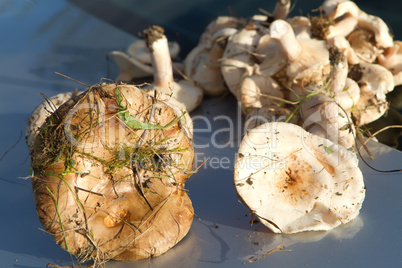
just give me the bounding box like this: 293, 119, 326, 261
186, 0, 398, 148
182, 0, 400, 234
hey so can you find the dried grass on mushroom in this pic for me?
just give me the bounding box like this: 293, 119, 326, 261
28, 83, 195, 265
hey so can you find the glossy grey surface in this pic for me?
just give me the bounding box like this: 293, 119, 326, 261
0, 0, 401, 267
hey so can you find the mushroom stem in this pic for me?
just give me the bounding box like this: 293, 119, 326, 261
270, 19, 302, 61
144, 26, 174, 92
272, 0, 291, 20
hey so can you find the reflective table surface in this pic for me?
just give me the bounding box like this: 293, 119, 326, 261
0, 0, 401, 267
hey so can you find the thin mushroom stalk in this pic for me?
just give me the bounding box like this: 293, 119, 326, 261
144, 26, 203, 112
144, 26, 175, 90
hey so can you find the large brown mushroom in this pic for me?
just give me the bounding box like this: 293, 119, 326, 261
29, 83, 194, 264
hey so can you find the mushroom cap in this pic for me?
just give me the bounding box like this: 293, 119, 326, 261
378, 41, 402, 86
332, 77, 361, 112
184, 42, 227, 96
301, 94, 355, 149
287, 16, 312, 39
347, 29, 380, 63
286, 38, 330, 86
234, 122, 365, 234
237, 74, 284, 114
255, 34, 287, 76
221, 28, 260, 96
358, 62, 395, 97
199, 16, 246, 48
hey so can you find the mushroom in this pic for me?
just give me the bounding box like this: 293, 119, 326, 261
352, 62, 394, 126
184, 24, 238, 96
301, 93, 355, 149
198, 16, 246, 48
326, 35, 360, 65
221, 27, 260, 96
347, 29, 381, 63
287, 16, 312, 40
326, 16, 358, 39
234, 122, 365, 234
109, 39, 181, 82
270, 19, 330, 88
255, 33, 287, 77
184, 42, 227, 96
237, 74, 286, 114
378, 41, 402, 86
144, 26, 203, 112
331, 78, 361, 112
322, 0, 394, 49
272, 0, 291, 20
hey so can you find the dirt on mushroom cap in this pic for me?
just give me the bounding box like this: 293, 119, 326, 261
234, 122, 365, 234
30, 83, 194, 264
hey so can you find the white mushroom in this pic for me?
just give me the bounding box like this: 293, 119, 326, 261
270, 20, 330, 88
255, 34, 287, 77
234, 122, 365, 234
199, 16, 246, 48
221, 28, 260, 96
347, 29, 381, 63
322, 0, 360, 20
237, 74, 285, 114
184, 43, 227, 96
358, 62, 395, 98
301, 93, 355, 149
323, 0, 393, 48
352, 62, 394, 126
144, 26, 203, 112
331, 78, 361, 112
184, 24, 240, 97
378, 41, 402, 86
287, 16, 312, 40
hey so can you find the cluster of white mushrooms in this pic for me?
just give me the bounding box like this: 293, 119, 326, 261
29, 0, 400, 239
